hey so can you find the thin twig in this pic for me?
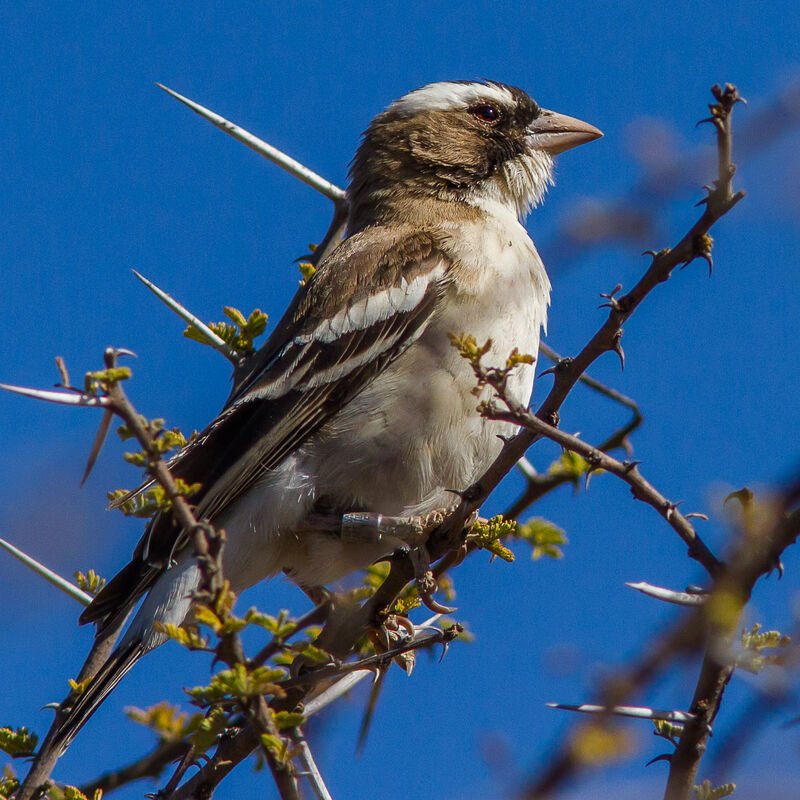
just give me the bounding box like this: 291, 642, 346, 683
279, 625, 461, 690
291, 727, 334, 800
485, 400, 720, 574
538, 342, 641, 414
79, 739, 189, 796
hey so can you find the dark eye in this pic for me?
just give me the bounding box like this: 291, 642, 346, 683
469, 104, 501, 123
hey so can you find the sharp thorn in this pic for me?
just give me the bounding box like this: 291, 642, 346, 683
156, 83, 346, 204
131, 269, 238, 363
0, 536, 92, 606
0, 382, 112, 408
81, 408, 113, 487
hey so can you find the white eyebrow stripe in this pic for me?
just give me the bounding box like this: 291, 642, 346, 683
390, 81, 514, 117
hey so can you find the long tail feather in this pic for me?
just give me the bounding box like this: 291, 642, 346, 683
50, 640, 144, 757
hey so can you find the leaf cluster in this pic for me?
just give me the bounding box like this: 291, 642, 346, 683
0, 727, 37, 758
184, 307, 268, 355
693, 779, 736, 799
73, 569, 106, 596
83, 367, 130, 396
737, 623, 791, 674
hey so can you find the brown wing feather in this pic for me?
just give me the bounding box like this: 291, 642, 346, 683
82, 228, 450, 628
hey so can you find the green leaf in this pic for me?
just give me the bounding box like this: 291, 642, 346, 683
298, 262, 316, 285
515, 517, 568, 560
154, 622, 209, 651
289, 642, 331, 665
125, 701, 189, 742
0, 726, 38, 757
83, 366, 131, 395
448, 333, 492, 364
73, 569, 106, 596
187, 664, 286, 705
274, 711, 305, 729
693, 779, 736, 799
185, 707, 228, 751
184, 307, 268, 355
467, 515, 518, 562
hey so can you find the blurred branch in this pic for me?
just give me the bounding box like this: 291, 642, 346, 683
505, 347, 642, 520
664, 496, 800, 799
545, 80, 799, 264
520, 481, 800, 799
80, 739, 188, 797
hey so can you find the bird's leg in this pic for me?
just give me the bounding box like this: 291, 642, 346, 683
339, 504, 459, 547
340, 505, 472, 614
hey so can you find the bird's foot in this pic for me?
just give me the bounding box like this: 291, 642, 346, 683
340, 503, 461, 547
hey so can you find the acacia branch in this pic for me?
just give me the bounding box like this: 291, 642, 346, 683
435, 83, 745, 560
521, 486, 800, 799
484, 399, 720, 574
663, 498, 800, 799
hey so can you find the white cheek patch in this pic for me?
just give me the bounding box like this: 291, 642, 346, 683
390, 81, 514, 117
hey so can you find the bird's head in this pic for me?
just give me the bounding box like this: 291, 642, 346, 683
347, 80, 602, 230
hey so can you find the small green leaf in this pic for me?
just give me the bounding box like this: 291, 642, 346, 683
274, 711, 305, 729
298, 262, 316, 285
0, 726, 38, 757
125, 701, 189, 742
693, 778, 736, 799
74, 569, 106, 596
154, 622, 209, 651
0, 776, 20, 799
515, 517, 568, 560
467, 515, 518, 562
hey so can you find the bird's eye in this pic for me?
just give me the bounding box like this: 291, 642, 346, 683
469, 104, 501, 123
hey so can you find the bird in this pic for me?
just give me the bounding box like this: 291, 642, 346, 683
49, 79, 602, 755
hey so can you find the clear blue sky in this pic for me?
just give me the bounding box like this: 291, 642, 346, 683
1, 2, 799, 798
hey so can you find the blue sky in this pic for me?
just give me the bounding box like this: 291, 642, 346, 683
1, 2, 799, 798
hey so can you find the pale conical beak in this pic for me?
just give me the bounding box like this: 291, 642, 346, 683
526, 109, 603, 155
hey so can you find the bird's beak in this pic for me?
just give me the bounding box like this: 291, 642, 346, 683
526, 109, 603, 155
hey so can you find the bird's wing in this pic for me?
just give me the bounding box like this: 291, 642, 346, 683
82, 227, 452, 627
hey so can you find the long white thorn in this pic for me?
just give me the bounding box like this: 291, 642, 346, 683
546, 702, 695, 723
303, 670, 372, 718
625, 581, 708, 606
0, 383, 112, 408
130, 270, 238, 363
292, 727, 334, 800
516, 456, 538, 481
156, 83, 346, 204
0, 536, 92, 607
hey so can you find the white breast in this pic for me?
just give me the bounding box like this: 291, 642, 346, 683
217, 213, 550, 590
312, 213, 550, 517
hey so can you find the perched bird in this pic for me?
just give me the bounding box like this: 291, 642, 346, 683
52, 80, 601, 753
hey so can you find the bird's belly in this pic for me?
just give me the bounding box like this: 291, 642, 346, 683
311, 285, 541, 516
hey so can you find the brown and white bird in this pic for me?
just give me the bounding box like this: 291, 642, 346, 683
51, 79, 601, 753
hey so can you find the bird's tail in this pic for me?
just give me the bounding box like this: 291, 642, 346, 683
49, 639, 144, 757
